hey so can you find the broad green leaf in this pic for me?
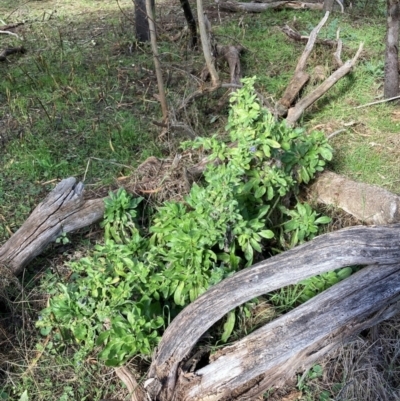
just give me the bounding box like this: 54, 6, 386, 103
258, 230, 274, 239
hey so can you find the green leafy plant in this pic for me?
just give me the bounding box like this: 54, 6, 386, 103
280, 203, 331, 248
38, 77, 334, 365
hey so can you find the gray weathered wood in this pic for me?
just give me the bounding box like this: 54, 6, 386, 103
147, 224, 400, 400
310, 171, 400, 224
173, 263, 400, 400
0, 178, 104, 275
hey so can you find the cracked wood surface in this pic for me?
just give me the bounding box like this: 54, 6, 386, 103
175, 264, 400, 400
147, 224, 400, 400
0, 178, 104, 275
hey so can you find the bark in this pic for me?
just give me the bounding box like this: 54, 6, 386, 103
147, 224, 400, 400
179, 0, 198, 48
172, 264, 400, 400
135, 0, 152, 42
384, 0, 400, 99
0, 178, 104, 276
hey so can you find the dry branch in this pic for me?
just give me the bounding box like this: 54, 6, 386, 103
197, 6, 219, 86
286, 41, 364, 125
277, 12, 329, 114
281, 24, 338, 47
0, 178, 104, 275
147, 224, 400, 400
146, 0, 168, 121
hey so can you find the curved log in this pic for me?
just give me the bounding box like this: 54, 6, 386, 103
174, 263, 400, 400
147, 224, 400, 400
0, 178, 104, 275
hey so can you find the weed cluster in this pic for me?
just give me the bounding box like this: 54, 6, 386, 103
37, 78, 335, 366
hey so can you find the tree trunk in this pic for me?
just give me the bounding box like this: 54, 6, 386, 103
179, 0, 198, 48
135, 0, 153, 42
384, 0, 400, 99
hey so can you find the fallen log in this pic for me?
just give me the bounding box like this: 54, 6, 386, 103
309, 170, 400, 224
147, 224, 400, 400
171, 263, 400, 400
0, 178, 104, 276
3, 173, 400, 400
218, 1, 323, 13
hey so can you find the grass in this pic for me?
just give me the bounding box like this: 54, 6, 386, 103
1, 0, 400, 400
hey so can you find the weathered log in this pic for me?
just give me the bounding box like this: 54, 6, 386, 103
172, 263, 400, 400
218, 1, 323, 12
147, 224, 400, 400
0, 178, 104, 275
309, 170, 400, 224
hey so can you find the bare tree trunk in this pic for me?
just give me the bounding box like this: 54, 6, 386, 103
384, 0, 400, 99
179, 0, 198, 49
146, 0, 168, 121
135, 0, 153, 42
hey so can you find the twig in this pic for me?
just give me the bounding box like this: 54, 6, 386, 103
353, 95, 400, 109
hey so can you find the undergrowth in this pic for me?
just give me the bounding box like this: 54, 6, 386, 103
35, 79, 344, 368
1, 1, 400, 400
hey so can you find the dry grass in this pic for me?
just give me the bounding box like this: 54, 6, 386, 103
321, 317, 400, 401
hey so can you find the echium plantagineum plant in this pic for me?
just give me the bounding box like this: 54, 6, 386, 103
37, 77, 334, 366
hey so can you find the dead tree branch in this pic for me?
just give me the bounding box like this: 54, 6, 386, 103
286, 42, 363, 125
277, 12, 330, 114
